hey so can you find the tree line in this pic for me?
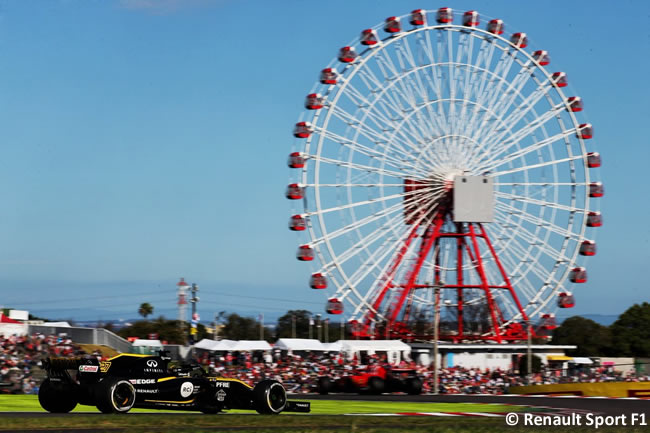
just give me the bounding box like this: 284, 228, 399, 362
116, 302, 650, 358
551, 302, 650, 357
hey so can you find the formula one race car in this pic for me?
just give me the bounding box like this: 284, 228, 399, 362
316, 365, 422, 395
39, 352, 310, 414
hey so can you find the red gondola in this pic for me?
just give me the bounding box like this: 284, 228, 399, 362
551, 72, 568, 87
539, 313, 557, 330
326, 298, 344, 314
569, 267, 587, 283
410, 9, 426, 26
436, 7, 453, 24
338, 46, 357, 63
320, 68, 338, 85
305, 93, 324, 110
579, 240, 597, 256
286, 184, 304, 200
293, 121, 313, 138
289, 214, 307, 231
310, 273, 327, 289
287, 152, 305, 168
463, 10, 479, 27
487, 19, 504, 35
566, 97, 583, 112
360, 29, 379, 46
586, 211, 602, 227
586, 152, 601, 168
384, 16, 401, 33
589, 182, 604, 198
557, 292, 575, 308
533, 50, 550, 66
297, 245, 314, 261
576, 123, 593, 139
510, 32, 527, 48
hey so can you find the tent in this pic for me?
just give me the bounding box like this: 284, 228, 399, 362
229, 340, 272, 351
571, 357, 593, 365
337, 340, 412, 364
274, 338, 326, 352
0, 313, 27, 336
194, 339, 236, 351
322, 341, 342, 352
131, 339, 163, 354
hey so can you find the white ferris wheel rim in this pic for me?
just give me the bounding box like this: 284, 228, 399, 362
290, 9, 600, 329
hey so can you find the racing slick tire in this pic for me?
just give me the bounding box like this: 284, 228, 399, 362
367, 376, 385, 395
404, 377, 423, 395
252, 380, 287, 414
316, 376, 332, 395
198, 388, 224, 414
95, 377, 137, 414
38, 378, 77, 413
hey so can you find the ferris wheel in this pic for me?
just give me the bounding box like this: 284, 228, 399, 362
286, 8, 602, 342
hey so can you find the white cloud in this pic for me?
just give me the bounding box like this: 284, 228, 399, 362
118, 0, 226, 14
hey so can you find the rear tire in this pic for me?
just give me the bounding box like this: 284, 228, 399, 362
95, 378, 136, 414
316, 376, 332, 395
367, 376, 385, 395
404, 377, 423, 395
38, 379, 77, 413
252, 380, 287, 414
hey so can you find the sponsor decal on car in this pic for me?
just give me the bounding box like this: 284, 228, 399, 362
130, 379, 156, 385
216, 389, 226, 402
78, 365, 99, 373
180, 382, 194, 398
135, 389, 159, 394
99, 361, 111, 373
146, 360, 158, 368
215, 381, 230, 388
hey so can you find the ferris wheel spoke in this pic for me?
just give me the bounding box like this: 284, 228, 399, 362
494, 190, 588, 214
317, 125, 428, 176
328, 98, 433, 167
481, 104, 564, 159
490, 154, 584, 177
494, 200, 582, 242
476, 128, 576, 174
309, 155, 416, 180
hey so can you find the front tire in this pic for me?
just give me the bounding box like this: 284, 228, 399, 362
316, 376, 332, 395
404, 377, 423, 395
367, 376, 385, 395
95, 378, 136, 414
38, 378, 77, 413
252, 380, 287, 414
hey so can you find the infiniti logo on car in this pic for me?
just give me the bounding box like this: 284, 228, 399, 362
146, 360, 158, 368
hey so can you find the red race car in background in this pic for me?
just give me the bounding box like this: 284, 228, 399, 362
316, 364, 422, 395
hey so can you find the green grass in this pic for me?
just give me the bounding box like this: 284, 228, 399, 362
0, 396, 641, 433
0, 394, 521, 415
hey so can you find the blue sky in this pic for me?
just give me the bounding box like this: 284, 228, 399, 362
0, 0, 648, 323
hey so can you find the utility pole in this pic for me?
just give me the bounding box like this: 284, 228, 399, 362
527, 319, 533, 383
433, 282, 443, 395
177, 278, 189, 342
316, 314, 322, 341
259, 313, 264, 340
308, 315, 313, 339
189, 283, 199, 344
324, 318, 329, 343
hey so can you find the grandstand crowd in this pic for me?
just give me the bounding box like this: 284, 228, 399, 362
2, 332, 648, 395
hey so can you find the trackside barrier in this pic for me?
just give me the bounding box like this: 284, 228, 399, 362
509, 381, 650, 398
28, 325, 132, 354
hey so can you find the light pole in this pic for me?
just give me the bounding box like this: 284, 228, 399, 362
527, 319, 533, 383
432, 281, 444, 395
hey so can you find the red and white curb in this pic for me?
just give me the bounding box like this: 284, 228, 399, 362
439, 393, 650, 400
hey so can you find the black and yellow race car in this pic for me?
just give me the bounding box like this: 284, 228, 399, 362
38, 352, 309, 414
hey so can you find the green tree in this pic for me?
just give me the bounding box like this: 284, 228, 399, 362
609, 302, 650, 357
118, 316, 185, 344
221, 313, 272, 341
275, 310, 313, 339
551, 316, 613, 356
138, 302, 154, 319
